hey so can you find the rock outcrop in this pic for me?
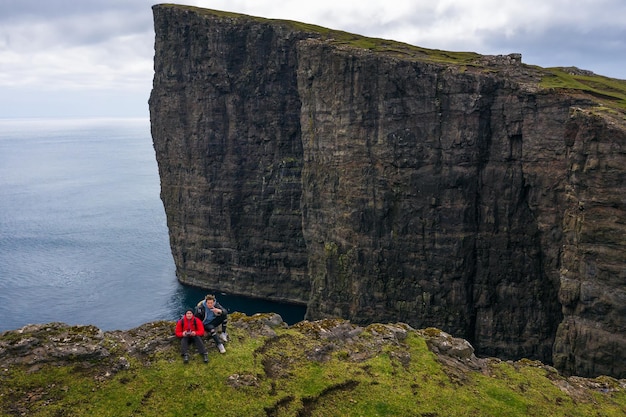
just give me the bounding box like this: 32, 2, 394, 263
0, 319, 476, 377
149, 4, 626, 378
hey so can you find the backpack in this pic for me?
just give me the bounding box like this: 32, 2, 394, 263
195, 300, 228, 320
195, 301, 204, 319
178, 315, 199, 331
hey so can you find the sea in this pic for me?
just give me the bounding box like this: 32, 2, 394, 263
0, 118, 306, 333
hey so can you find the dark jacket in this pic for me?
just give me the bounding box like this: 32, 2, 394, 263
195, 300, 228, 324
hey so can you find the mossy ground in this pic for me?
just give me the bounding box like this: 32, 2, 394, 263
1, 322, 624, 417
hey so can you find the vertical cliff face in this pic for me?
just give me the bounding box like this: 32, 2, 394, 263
150, 6, 312, 303
296, 41, 564, 364
150, 5, 626, 378
553, 110, 626, 378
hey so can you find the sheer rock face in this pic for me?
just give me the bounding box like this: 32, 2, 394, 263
149, 5, 626, 378
149, 6, 311, 303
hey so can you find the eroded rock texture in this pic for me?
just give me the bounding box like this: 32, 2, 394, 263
149, 5, 626, 378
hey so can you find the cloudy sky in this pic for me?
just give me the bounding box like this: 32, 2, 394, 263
1, 0, 624, 119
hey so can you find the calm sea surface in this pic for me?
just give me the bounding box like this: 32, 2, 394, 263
0, 118, 305, 333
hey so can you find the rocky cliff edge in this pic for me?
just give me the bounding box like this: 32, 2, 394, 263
1, 317, 625, 415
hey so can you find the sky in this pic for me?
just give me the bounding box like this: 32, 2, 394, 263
1, 0, 625, 119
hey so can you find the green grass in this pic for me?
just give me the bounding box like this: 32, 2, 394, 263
167, 3, 482, 65
540, 67, 626, 111
2, 320, 624, 417
161, 3, 626, 116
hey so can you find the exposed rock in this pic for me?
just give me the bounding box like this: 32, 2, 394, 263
289, 320, 411, 363
149, 4, 626, 378
421, 327, 476, 361
229, 312, 287, 338
0, 321, 176, 374
560, 66, 596, 76
227, 373, 259, 388
0, 323, 109, 368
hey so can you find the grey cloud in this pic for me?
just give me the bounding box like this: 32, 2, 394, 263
0, 0, 149, 22
0, 0, 153, 48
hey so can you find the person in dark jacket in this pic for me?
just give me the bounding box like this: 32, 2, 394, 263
196, 294, 228, 354
175, 309, 208, 363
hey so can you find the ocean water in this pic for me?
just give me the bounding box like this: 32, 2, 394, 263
0, 118, 305, 332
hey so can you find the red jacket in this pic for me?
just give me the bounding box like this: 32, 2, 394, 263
175, 316, 205, 338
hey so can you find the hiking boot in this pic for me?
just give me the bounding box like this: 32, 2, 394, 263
217, 343, 226, 354
220, 332, 228, 342
183, 354, 189, 364
203, 353, 209, 363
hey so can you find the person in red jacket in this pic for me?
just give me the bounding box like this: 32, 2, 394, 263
175, 309, 208, 363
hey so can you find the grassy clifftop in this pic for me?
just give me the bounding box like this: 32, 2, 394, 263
1, 314, 624, 416
164, 4, 626, 115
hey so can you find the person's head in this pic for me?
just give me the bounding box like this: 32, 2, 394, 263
185, 309, 194, 319
205, 294, 216, 308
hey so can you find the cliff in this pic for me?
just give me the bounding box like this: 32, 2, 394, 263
149, 4, 626, 378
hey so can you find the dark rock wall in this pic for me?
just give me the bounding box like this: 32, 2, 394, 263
150, 5, 626, 378
553, 110, 626, 378
297, 40, 565, 364
149, 7, 311, 302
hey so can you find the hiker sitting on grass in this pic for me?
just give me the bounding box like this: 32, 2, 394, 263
196, 294, 228, 354
175, 309, 208, 364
